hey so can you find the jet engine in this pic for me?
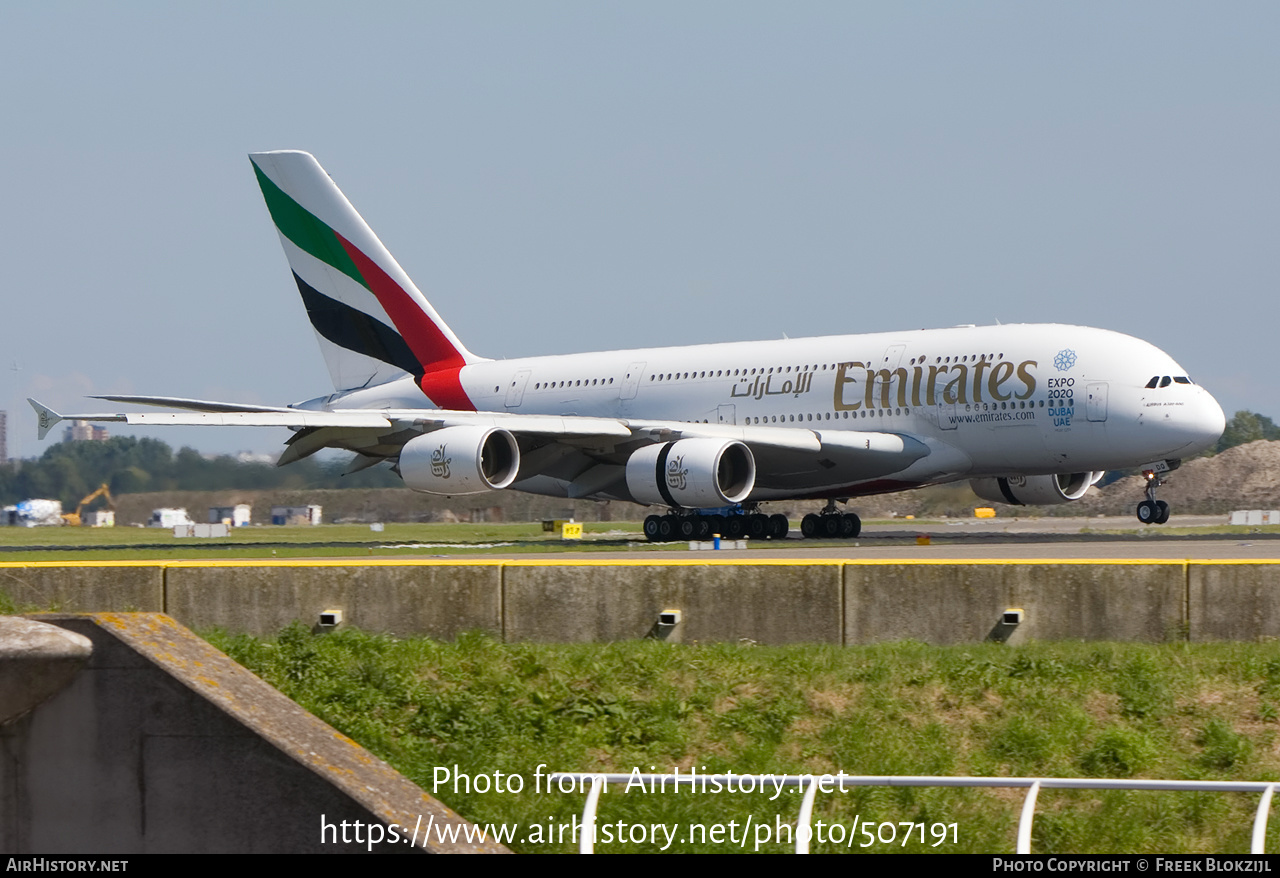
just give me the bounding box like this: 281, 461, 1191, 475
970, 472, 1105, 506
399, 426, 520, 495
625, 438, 755, 509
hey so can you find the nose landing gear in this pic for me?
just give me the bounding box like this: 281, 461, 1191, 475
1136, 469, 1171, 525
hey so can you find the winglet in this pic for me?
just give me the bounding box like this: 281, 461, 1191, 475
28, 399, 62, 441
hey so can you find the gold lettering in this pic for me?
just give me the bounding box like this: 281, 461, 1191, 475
971, 360, 991, 403
926, 365, 948, 406
834, 362, 862, 411
869, 368, 908, 408
910, 365, 924, 407
988, 361, 1014, 401
1015, 360, 1037, 400
943, 364, 969, 404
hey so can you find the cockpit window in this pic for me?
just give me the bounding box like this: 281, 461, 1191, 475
1173, 376, 1191, 384
1145, 376, 1160, 389
1159, 376, 1172, 388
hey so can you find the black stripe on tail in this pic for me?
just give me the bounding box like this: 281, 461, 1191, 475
293, 272, 422, 377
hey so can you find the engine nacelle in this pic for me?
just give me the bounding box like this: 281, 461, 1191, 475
970, 471, 1105, 506
625, 438, 755, 509
399, 426, 520, 495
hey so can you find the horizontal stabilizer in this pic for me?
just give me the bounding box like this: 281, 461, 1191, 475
29, 399, 65, 441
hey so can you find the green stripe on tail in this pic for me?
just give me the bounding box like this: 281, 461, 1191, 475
252, 162, 365, 288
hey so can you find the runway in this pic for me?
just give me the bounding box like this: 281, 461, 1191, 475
485, 516, 1280, 561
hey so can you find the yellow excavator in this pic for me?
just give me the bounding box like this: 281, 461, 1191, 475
62, 483, 116, 527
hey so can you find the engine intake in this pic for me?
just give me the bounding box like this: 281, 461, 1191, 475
399, 426, 520, 495
970, 472, 1105, 506
626, 438, 755, 509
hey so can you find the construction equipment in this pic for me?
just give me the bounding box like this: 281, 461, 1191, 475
62, 483, 116, 527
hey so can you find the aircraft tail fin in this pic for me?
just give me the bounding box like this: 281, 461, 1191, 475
249, 150, 479, 409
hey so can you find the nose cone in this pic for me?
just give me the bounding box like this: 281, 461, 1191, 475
1184, 390, 1226, 456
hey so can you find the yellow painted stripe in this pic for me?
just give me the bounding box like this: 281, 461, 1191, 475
2, 558, 1279, 570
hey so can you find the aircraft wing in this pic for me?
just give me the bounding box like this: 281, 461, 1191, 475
30, 397, 930, 486
30, 398, 637, 443
621, 419, 932, 486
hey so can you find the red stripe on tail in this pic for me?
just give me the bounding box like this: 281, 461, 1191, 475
335, 233, 476, 411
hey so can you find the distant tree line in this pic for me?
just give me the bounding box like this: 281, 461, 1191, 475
2, 410, 1275, 508
0, 437, 402, 508
1210, 411, 1280, 455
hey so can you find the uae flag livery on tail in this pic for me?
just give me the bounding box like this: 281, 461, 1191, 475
249, 151, 479, 410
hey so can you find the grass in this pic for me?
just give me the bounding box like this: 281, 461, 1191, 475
205, 628, 1280, 854
0, 521, 667, 561
1081, 525, 1280, 537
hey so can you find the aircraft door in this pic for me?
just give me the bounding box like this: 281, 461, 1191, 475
620, 361, 646, 400
717, 404, 736, 425
938, 400, 958, 430
505, 370, 532, 408
881, 344, 906, 369
1086, 382, 1108, 422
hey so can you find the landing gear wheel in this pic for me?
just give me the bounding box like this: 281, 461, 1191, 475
694, 517, 712, 540
801, 513, 820, 538
723, 515, 747, 540
1137, 467, 1171, 525
643, 515, 663, 541
747, 514, 769, 540
1136, 500, 1158, 524
658, 514, 677, 540
768, 514, 789, 539
677, 517, 698, 539
708, 515, 726, 537
821, 515, 841, 538
839, 513, 860, 538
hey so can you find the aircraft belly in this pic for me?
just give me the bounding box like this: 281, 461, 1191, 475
963, 423, 1057, 471
750, 439, 925, 493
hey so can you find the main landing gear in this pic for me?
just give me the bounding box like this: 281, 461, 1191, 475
800, 500, 862, 539
1136, 469, 1171, 525
642, 510, 789, 542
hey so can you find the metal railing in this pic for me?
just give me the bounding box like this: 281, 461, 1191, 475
550, 772, 1280, 854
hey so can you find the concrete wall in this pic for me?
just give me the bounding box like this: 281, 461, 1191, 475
0, 563, 162, 613
3, 560, 1280, 645
0, 613, 509, 854
165, 561, 502, 638
1189, 563, 1280, 641
502, 561, 843, 644
844, 562, 1186, 644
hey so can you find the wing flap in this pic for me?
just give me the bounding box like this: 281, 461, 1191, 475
623, 420, 822, 452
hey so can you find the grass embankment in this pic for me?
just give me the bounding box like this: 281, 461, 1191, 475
0, 522, 652, 561
207, 627, 1280, 854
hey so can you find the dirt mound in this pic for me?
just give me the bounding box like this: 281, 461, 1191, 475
102, 442, 1280, 525
1074, 441, 1280, 515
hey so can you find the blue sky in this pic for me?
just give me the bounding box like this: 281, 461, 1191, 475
3, 3, 1276, 457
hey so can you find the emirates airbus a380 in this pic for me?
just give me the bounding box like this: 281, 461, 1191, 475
30, 151, 1226, 541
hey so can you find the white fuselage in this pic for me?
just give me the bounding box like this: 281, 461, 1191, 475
323, 323, 1225, 503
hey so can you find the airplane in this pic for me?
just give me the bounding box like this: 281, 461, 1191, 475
29, 150, 1226, 541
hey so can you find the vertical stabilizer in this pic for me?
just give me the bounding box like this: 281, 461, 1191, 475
250, 150, 479, 409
